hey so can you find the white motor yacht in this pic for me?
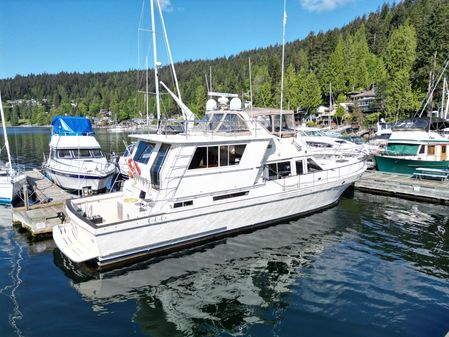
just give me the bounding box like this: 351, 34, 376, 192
53, 97, 366, 268
0, 93, 26, 204
43, 116, 116, 192
296, 126, 373, 158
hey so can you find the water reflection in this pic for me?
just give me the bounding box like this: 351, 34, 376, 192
54, 207, 341, 336
52, 192, 449, 337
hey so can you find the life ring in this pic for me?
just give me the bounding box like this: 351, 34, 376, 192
127, 158, 141, 176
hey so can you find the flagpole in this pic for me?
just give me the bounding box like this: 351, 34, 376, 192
280, 0, 287, 136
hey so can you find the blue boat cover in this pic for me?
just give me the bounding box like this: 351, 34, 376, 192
52, 116, 94, 135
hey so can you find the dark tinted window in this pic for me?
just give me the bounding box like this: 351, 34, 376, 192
296, 160, 304, 175
134, 141, 155, 164
307, 158, 322, 172
150, 144, 170, 190
57, 150, 72, 158
229, 145, 246, 165
189, 147, 207, 169
207, 146, 219, 167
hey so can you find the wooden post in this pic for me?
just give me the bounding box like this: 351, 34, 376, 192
23, 185, 29, 211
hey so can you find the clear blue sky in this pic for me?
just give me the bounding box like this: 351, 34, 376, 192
0, 0, 392, 79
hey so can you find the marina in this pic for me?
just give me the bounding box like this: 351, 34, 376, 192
1, 0, 449, 335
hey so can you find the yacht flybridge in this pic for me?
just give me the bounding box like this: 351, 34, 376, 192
43, 116, 116, 192
53, 97, 366, 268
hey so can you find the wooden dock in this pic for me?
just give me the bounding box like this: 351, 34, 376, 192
12, 169, 73, 236
355, 170, 449, 204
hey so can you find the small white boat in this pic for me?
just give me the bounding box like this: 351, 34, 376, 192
43, 116, 116, 192
0, 93, 26, 204
108, 125, 126, 133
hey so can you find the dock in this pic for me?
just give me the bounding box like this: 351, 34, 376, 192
354, 170, 449, 204
12, 169, 73, 236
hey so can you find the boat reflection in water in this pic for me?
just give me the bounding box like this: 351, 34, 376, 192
54, 205, 342, 336
52, 190, 449, 337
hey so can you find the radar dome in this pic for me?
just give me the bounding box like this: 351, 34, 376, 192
230, 97, 242, 111
206, 99, 217, 111
217, 96, 229, 105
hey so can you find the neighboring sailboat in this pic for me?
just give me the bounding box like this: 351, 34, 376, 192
43, 116, 116, 192
0, 92, 26, 204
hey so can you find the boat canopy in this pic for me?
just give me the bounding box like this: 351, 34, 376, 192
52, 116, 94, 135
393, 118, 449, 131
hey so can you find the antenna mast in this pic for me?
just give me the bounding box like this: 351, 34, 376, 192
0, 92, 13, 176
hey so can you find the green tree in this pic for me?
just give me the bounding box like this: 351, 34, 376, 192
323, 35, 346, 95
383, 21, 419, 118
299, 72, 322, 113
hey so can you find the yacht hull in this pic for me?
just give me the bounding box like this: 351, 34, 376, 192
44, 167, 113, 192
53, 173, 361, 268
374, 155, 449, 175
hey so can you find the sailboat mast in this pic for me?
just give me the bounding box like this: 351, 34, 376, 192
145, 56, 149, 126
156, 0, 182, 102
0, 92, 13, 176
150, 0, 161, 130
279, 0, 287, 136
249, 57, 253, 114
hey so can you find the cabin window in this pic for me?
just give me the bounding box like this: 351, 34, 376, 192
419, 145, 425, 154
296, 160, 304, 175
91, 149, 103, 158
173, 200, 193, 208
220, 146, 229, 166
73, 149, 92, 158
134, 141, 155, 165
267, 161, 291, 180
150, 143, 171, 190
229, 145, 245, 165
307, 159, 322, 173
207, 146, 219, 167
428, 145, 435, 155
189, 147, 207, 169
189, 144, 246, 169
442, 146, 447, 154
57, 150, 73, 158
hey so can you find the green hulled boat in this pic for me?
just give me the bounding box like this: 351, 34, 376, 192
374, 119, 449, 175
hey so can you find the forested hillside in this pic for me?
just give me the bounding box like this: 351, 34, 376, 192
1, 0, 448, 125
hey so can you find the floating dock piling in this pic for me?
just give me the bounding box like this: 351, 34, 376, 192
12, 169, 73, 236
354, 170, 449, 204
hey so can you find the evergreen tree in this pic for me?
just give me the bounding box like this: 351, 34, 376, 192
383, 21, 420, 118
299, 72, 322, 113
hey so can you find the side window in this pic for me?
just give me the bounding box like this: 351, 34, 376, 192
307, 158, 322, 173
428, 145, 435, 155
296, 160, 304, 175
419, 145, 425, 154
207, 146, 219, 168
267, 161, 291, 180
134, 142, 155, 165
442, 146, 447, 154
189, 147, 207, 169
189, 144, 246, 169
229, 145, 246, 165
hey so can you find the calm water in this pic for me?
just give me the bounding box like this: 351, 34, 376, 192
0, 128, 449, 337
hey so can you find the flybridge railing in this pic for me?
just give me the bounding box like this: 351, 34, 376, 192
158, 117, 270, 138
